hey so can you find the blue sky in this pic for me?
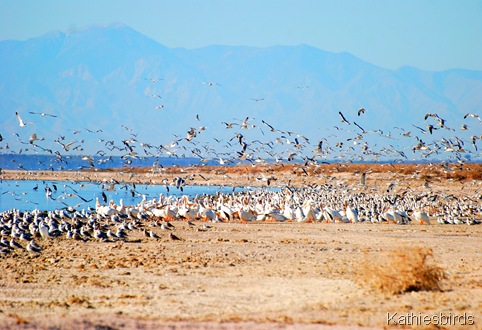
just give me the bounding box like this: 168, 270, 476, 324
1, 0, 482, 71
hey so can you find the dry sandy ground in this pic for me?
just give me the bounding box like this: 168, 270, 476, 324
1, 222, 481, 329
1, 164, 481, 329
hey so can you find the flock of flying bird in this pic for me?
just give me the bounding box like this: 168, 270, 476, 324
1, 77, 482, 255
4, 76, 482, 170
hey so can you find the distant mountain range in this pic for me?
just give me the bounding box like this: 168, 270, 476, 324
1, 23, 481, 163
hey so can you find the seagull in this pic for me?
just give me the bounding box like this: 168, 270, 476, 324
10, 239, 23, 249
15, 112, 34, 127
471, 135, 479, 151
315, 140, 324, 154
26, 240, 42, 253
338, 111, 350, 125
29, 133, 44, 144
250, 98, 264, 102
427, 124, 437, 134
360, 172, 367, 186
29, 111, 57, 117
222, 122, 237, 129
464, 113, 481, 121
261, 120, 277, 132
160, 223, 171, 231
169, 232, 181, 241
240, 117, 251, 129
202, 81, 221, 87
353, 122, 367, 134
424, 113, 440, 120
412, 124, 427, 134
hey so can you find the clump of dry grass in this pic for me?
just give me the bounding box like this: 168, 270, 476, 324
357, 246, 447, 294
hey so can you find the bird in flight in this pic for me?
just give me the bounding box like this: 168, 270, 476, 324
464, 113, 481, 122
202, 81, 221, 87
222, 122, 237, 129
357, 108, 366, 116
29, 133, 44, 144
15, 112, 34, 127
338, 111, 350, 125
353, 121, 367, 134
29, 111, 57, 117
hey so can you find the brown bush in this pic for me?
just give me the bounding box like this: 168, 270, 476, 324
356, 246, 447, 294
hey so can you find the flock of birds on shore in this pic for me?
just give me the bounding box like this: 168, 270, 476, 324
1, 173, 481, 255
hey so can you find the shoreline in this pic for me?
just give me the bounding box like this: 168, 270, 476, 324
2, 163, 481, 195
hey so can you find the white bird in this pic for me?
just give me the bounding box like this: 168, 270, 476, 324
345, 203, 359, 223
16, 111, 34, 127
464, 113, 481, 121
29, 111, 57, 117
39, 221, 51, 239
26, 240, 42, 253
412, 210, 430, 225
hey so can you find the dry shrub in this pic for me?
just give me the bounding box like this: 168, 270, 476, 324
357, 246, 447, 294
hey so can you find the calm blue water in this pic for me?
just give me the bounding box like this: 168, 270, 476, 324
0, 179, 247, 212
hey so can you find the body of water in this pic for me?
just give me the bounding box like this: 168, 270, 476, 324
0, 179, 247, 212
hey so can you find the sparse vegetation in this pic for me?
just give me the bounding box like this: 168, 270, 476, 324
357, 246, 447, 294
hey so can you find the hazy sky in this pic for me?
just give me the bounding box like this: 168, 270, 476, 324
1, 0, 481, 71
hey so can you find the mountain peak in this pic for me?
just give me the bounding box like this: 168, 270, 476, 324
1, 24, 481, 161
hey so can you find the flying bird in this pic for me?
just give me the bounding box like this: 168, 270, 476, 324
15, 112, 34, 127
353, 122, 367, 134
360, 172, 367, 186
261, 120, 278, 132
202, 81, 221, 87
29, 133, 44, 144
464, 113, 481, 121
315, 140, 323, 154
29, 111, 57, 117
471, 135, 479, 151
338, 111, 350, 125
424, 113, 440, 120
222, 122, 237, 129
357, 108, 366, 116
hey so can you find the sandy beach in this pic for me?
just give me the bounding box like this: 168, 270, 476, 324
1, 163, 481, 329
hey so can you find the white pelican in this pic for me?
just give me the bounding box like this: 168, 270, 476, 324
411, 210, 430, 225
236, 207, 257, 223
95, 198, 119, 217
323, 206, 344, 223
198, 202, 217, 222
345, 203, 359, 223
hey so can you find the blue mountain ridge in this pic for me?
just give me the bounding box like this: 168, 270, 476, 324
1, 23, 481, 163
